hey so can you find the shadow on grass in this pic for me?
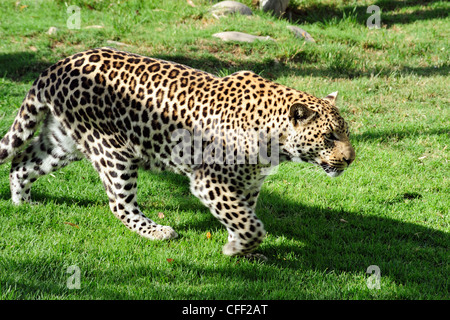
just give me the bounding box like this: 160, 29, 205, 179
0, 180, 103, 209
0, 165, 448, 298
353, 127, 450, 143
162, 163, 447, 296
287, 0, 448, 27
162, 171, 448, 298
155, 53, 449, 82
0, 52, 53, 82
0, 47, 448, 90
259, 194, 447, 293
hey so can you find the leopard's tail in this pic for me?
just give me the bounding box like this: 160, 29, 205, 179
0, 85, 48, 165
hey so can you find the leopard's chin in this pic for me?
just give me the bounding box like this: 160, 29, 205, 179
320, 163, 344, 177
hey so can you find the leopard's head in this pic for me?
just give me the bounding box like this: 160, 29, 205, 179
281, 91, 355, 177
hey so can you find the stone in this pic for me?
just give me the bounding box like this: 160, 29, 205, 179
84, 25, 104, 29
212, 31, 273, 43
46, 27, 58, 35
287, 26, 316, 43
260, 0, 290, 17
210, 1, 253, 18
106, 40, 131, 47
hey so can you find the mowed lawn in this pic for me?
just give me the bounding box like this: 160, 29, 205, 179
0, 0, 448, 300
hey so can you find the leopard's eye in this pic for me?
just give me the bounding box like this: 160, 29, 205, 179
325, 133, 339, 141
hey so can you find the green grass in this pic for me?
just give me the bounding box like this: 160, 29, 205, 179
0, 0, 449, 300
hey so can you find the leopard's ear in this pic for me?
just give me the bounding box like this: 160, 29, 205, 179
289, 103, 316, 126
323, 91, 338, 105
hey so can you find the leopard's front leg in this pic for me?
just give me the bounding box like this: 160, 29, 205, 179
190, 165, 267, 257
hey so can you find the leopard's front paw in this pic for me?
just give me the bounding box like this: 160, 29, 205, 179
223, 241, 267, 261
223, 240, 254, 256
222, 240, 241, 256
244, 253, 268, 262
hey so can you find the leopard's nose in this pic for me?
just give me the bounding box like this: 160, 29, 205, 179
344, 157, 353, 166
343, 145, 355, 166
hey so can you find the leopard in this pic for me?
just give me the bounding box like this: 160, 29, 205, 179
0, 47, 355, 259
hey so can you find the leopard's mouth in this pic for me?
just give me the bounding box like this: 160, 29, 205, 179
320, 162, 344, 177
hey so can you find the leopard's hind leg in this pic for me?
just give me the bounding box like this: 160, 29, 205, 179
87, 148, 178, 240
0, 87, 81, 204
9, 114, 82, 204
0, 88, 47, 165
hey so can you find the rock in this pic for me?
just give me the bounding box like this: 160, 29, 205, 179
84, 25, 104, 29
210, 1, 253, 18
287, 26, 315, 43
106, 40, 131, 47
260, 0, 290, 17
46, 27, 58, 35
212, 31, 273, 43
